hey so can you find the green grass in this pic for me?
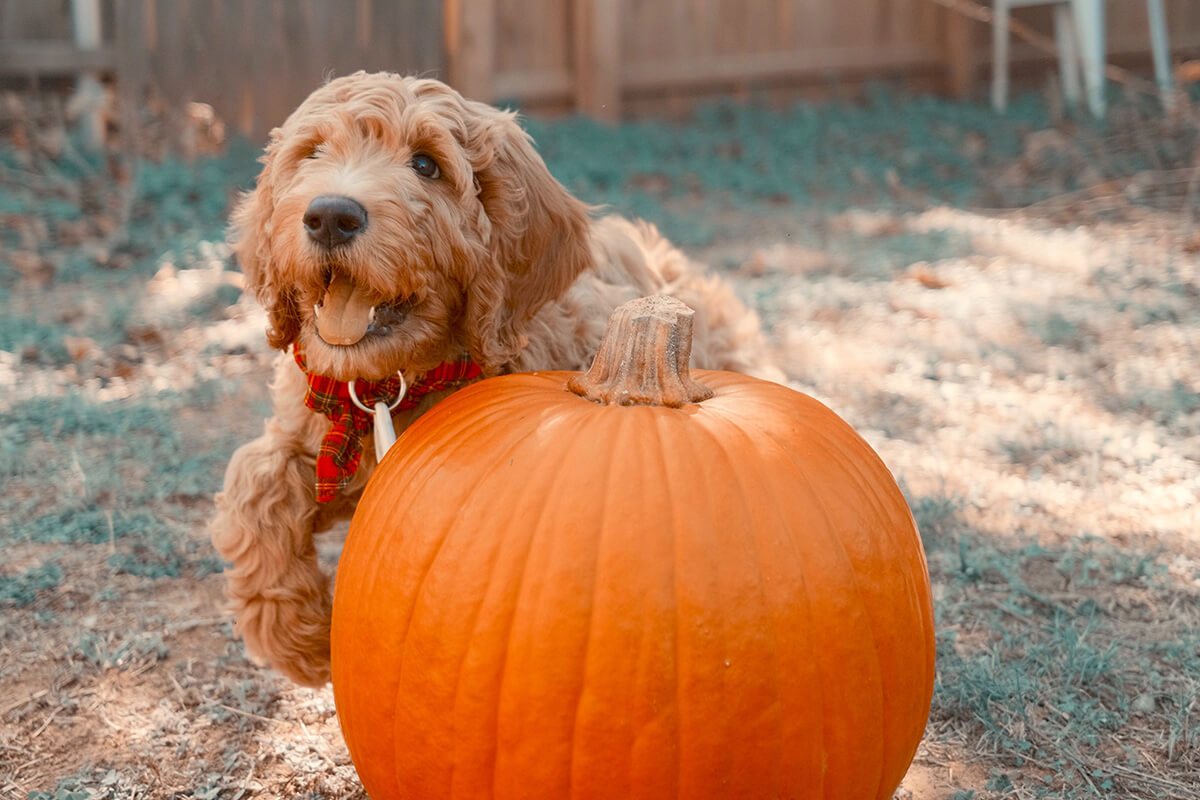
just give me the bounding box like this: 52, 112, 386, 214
913, 493, 1200, 798
0, 314, 73, 365
1107, 379, 1200, 432
0, 88, 1073, 618
1, 387, 242, 594
525, 87, 1053, 220
70, 630, 169, 672
3, 86, 1198, 796
0, 563, 63, 607
26, 758, 252, 800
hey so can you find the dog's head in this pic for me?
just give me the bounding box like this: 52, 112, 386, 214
231, 72, 593, 380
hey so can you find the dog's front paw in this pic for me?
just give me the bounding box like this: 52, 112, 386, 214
234, 587, 333, 687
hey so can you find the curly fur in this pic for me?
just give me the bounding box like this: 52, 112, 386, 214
211, 72, 779, 686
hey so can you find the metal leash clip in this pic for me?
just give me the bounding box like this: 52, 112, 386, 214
348, 371, 408, 459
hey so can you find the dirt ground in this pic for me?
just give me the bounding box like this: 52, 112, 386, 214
2, 89, 1199, 799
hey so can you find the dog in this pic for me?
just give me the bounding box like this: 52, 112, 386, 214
211, 72, 778, 686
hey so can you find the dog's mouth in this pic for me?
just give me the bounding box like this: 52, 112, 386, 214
313, 272, 414, 346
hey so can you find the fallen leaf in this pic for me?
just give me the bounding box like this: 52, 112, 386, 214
63, 335, 100, 362
908, 263, 952, 290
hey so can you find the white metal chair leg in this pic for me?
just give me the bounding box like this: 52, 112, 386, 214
1073, 0, 1107, 118
992, 0, 1012, 112
1053, 3, 1082, 109
70, 0, 105, 149
1145, 0, 1174, 108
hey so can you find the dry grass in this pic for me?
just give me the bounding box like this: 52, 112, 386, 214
2, 86, 1198, 799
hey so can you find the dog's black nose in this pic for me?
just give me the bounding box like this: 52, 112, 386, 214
303, 195, 367, 248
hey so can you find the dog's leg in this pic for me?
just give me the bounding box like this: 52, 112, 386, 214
211, 354, 336, 686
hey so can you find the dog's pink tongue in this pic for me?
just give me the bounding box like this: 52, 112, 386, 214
317, 274, 375, 346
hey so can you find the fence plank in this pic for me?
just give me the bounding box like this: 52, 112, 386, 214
624, 44, 939, 93
7, 0, 1199, 133
943, 3, 976, 98
573, 0, 620, 121
447, 0, 494, 101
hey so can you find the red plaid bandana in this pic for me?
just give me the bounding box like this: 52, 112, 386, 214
293, 341, 482, 502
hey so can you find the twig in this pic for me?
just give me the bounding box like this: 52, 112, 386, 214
978, 168, 1200, 221
1104, 761, 1194, 794
164, 617, 228, 634
217, 703, 283, 725
11, 755, 44, 777
96, 704, 127, 732
299, 718, 339, 770
129, 659, 160, 679
168, 673, 189, 703
29, 705, 63, 738
988, 598, 1037, 625
229, 760, 256, 800
2, 780, 30, 800
0, 689, 48, 716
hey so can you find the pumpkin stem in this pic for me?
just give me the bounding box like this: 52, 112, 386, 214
568, 295, 715, 407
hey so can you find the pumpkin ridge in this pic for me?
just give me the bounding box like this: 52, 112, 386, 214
336, 403, 516, 791
717, 407, 891, 798
792, 410, 936, 793
694, 411, 798, 790
563, 403, 632, 797
487, 410, 598, 798
709, 415, 789, 789
697, 407, 829, 795
666, 420, 718, 791
796, 424, 907, 800
370, 384, 521, 494
653, 411, 684, 800
442, 425, 559, 800
799, 451, 890, 800
385, 400, 524, 646
390, 411, 551, 798
753, 455, 830, 798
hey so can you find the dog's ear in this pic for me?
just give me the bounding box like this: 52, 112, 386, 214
462, 107, 593, 373
230, 133, 301, 351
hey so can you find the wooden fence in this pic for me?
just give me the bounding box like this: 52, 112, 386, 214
3, 0, 1200, 139
463, 0, 1200, 120
114, 0, 444, 141
0, 0, 445, 141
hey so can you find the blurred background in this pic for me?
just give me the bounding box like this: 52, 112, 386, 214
3, 0, 1200, 132
2, 2, 1199, 799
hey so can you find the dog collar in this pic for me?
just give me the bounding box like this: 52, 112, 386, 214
292, 341, 483, 502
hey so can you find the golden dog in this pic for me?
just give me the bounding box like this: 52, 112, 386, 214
211, 72, 777, 686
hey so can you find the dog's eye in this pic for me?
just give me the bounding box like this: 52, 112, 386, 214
411, 153, 440, 179
307, 143, 326, 160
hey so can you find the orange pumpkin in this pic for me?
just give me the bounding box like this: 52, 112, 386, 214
332, 296, 934, 800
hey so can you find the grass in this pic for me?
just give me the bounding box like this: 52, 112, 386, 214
2, 84, 1198, 797
0, 387, 241, 607
524, 87, 1052, 217
0, 563, 63, 607
1109, 379, 1200, 431
913, 493, 1200, 798
0, 86, 1067, 605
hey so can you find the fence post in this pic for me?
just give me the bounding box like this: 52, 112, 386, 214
113, 0, 151, 159
70, 0, 105, 148
446, 0, 495, 102
942, 4, 975, 99
572, 0, 620, 122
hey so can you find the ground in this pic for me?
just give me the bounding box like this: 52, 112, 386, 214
1, 86, 1198, 799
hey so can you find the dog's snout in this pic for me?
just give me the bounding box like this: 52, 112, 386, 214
303, 195, 368, 248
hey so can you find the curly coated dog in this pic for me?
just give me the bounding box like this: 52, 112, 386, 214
211, 72, 779, 686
